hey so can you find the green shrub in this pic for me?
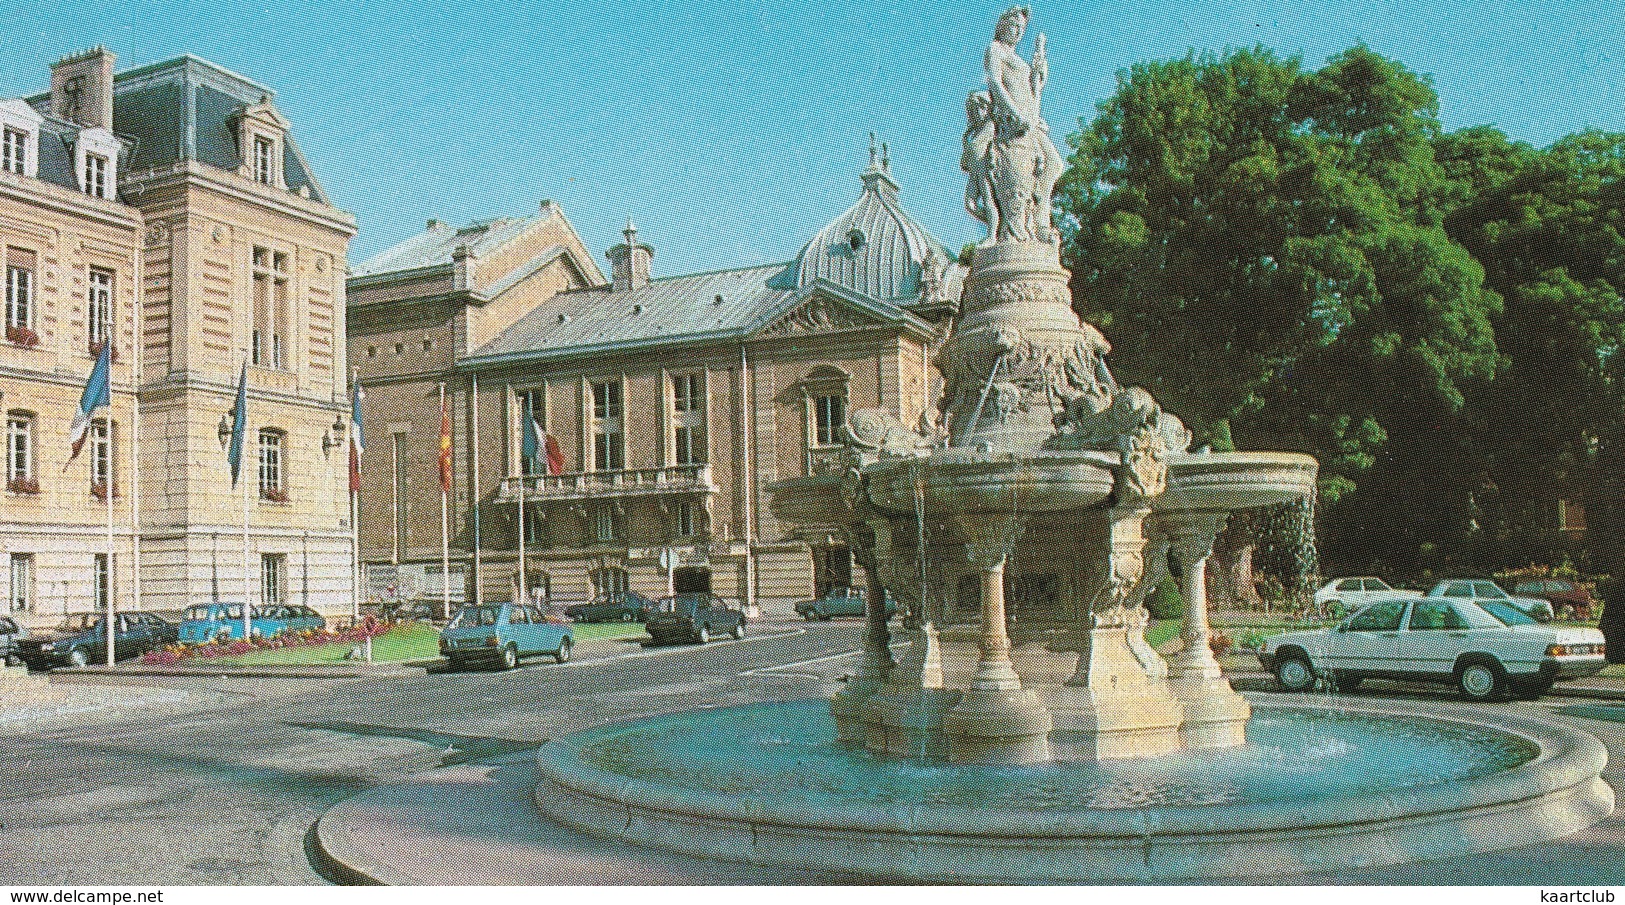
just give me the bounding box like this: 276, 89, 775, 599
1147, 576, 1184, 621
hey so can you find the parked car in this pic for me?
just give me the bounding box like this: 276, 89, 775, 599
1312, 576, 1419, 614
439, 601, 572, 670
1258, 595, 1606, 701
1427, 578, 1554, 622
0, 615, 27, 666
179, 602, 327, 642
16, 612, 178, 669
1512, 579, 1595, 621
565, 590, 657, 623
794, 587, 897, 621
646, 594, 746, 645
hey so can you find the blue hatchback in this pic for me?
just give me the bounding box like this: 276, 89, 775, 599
439, 601, 573, 670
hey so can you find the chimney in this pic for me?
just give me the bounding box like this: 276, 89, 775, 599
605, 217, 653, 292
51, 46, 115, 130
451, 242, 475, 292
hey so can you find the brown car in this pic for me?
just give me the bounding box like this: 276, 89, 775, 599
1513, 580, 1595, 621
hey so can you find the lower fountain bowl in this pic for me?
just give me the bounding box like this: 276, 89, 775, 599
534, 698, 1612, 882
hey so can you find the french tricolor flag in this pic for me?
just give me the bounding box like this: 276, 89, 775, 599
349, 379, 365, 494
68, 341, 112, 460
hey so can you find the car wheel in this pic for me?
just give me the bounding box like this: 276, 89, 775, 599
554, 637, 572, 664
67, 648, 89, 669
499, 644, 519, 671
730, 622, 745, 640
696, 625, 710, 644
1510, 677, 1555, 700
1274, 654, 1315, 692
1457, 660, 1507, 701
803, 610, 819, 621
620, 611, 634, 622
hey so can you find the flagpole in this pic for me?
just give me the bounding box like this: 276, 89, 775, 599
471, 374, 482, 607
351, 367, 361, 628
238, 353, 251, 644
516, 387, 526, 609
105, 413, 115, 667
440, 383, 451, 621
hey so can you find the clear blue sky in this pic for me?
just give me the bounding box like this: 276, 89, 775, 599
5, 0, 1623, 275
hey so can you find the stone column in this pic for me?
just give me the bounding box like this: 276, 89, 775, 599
1165, 513, 1228, 681
943, 514, 1052, 764
1163, 511, 1249, 749
831, 520, 894, 747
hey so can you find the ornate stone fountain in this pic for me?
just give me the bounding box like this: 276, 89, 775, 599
769, 5, 1314, 764
526, 10, 1612, 881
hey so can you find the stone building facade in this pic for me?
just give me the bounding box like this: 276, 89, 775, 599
1, 48, 355, 624
349, 153, 959, 615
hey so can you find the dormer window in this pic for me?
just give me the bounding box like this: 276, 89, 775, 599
71, 126, 120, 200
0, 99, 44, 180
253, 135, 275, 186
83, 152, 107, 198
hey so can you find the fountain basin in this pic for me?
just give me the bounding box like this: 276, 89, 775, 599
1159, 451, 1319, 513
535, 699, 1613, 882
863, 448, 1117, 515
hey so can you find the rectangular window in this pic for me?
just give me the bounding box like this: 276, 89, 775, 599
673, 373, 702, 413
594, 506, 621, 543
251, 247, 289, 369
259, 430, 283, 498
676, 500, 695, 537
591, 379, 623, 472
674, 425, 705, 466
88, 268, 113, 350
592, 380, 622, 419
814, 394, 846, 446
253, 136, 274, 185
1, 128, 25, 175
6, 415, 32, 482
8, 553, 33, 612
594, 430, 624, 471
5, 249, 35, 331
90, 419, 113, 492
93, 553, 110, 611
261, 554, 285, 606
83, 153, 107, 199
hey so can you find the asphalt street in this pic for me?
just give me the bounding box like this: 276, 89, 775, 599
0, 619, 865, 885
3, 619, 1624, 885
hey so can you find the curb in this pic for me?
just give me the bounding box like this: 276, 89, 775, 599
49, 663, 428, 681
1229, 669, 1625, 701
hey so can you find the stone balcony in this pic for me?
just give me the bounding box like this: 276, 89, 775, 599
497, 464, 715, 503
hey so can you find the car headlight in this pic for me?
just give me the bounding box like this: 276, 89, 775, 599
41, 642, 54, 651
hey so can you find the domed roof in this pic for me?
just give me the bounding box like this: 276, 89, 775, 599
791, 145, 952, 303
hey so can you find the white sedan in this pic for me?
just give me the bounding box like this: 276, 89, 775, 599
1259, 596, 1606, 701
1427, 578, 1555, 622
1313, 576, 1420, 613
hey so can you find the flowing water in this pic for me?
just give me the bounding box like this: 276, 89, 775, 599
568, 700, 1536, 811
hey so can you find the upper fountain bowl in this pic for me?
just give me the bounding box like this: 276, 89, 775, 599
1159, 451, 1318, 513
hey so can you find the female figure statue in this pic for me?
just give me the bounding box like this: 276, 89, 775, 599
962, 90, 999, 245
983, 6, 1064, 244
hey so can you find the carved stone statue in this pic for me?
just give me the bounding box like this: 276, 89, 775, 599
844, 407, 939, 457
962, 90, 999, 245
983, 6, 1065, 244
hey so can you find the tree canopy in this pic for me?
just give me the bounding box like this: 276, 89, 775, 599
1060, 45, 1625, 577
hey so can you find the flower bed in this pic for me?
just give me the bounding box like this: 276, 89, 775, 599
140, 615, 392, 665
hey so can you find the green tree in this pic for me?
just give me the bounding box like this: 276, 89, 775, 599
1061, 46, 1503, 574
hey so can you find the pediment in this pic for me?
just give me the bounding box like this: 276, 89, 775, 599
236, 96, 291, 131
757, 294, 888, 339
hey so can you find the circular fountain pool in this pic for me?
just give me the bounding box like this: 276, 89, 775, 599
535, 699, 1613, 882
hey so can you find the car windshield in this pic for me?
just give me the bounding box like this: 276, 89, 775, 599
185, 604, 242, 620
1479, 601, 1538, 626
449, 606, 502, 628
1476, 583, 1510, 599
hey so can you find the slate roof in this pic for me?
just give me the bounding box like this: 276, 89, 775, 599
349, 217, 539, 280
469, 263, 802, 363
25, 54, 328, 204
26, 115, 87, 193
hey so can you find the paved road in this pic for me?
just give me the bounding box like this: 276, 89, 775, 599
0, 619, 866, 885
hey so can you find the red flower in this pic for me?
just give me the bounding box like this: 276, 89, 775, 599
5, 324, 40, 348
